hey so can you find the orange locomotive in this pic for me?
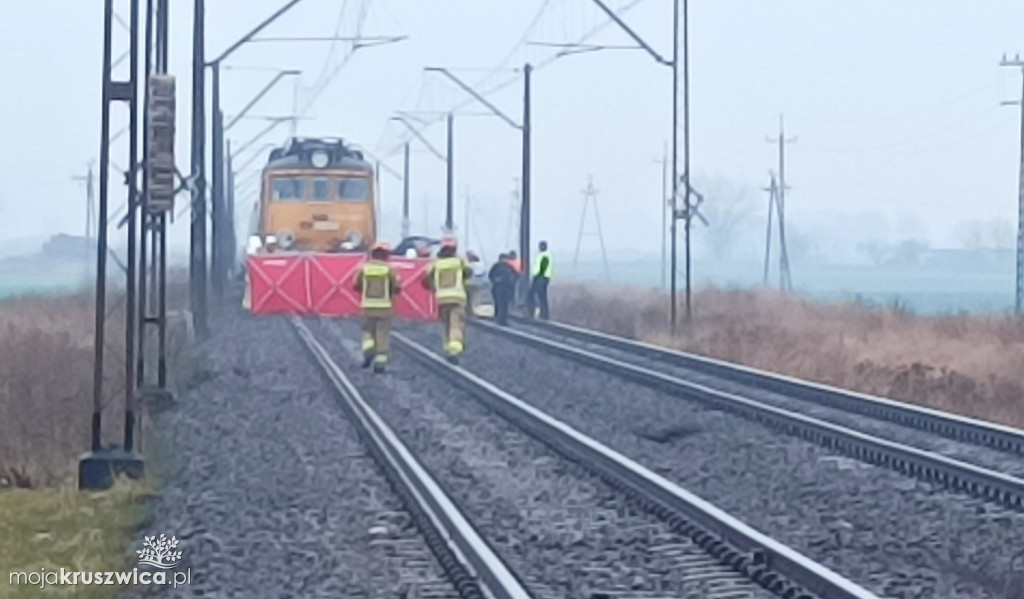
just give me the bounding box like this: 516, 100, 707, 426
249, 137, 377, 254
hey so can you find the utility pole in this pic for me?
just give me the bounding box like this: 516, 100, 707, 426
464, 190, 471, 250
137, 0, 173, 406
374, 160, 382, 240
507, 178, 520, 251
678, 0, 690, 327
761, 172, 790, 289
767, 114, 796, 292
226, 141, 236, 277
402, 142, 411, 239
446, 112, 454, 232
659, 142, 667, 286
762, 174, 775, 286
573, 176, 611, 281
207, 0, 307, 305
1000, 53, 1024, 315
80, 0, 145, 490
589, 0, 685, 326
190, 0, 208, 338
73, 164, 97, 241
520, 63, 533, 303
422, 64, 531, 300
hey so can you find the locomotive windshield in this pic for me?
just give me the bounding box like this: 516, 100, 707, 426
272, 177, 305, 201
312, 178, 331, 201
338, 177, 369, 201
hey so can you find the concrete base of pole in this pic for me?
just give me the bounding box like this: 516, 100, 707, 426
140, 387, 175, 412
78, 448, 145, 490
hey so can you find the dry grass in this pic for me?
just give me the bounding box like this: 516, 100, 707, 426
0, 478, 156, 598
551, 282, 1024, 430
0, 277, 190, 599
0, 276, 190, 488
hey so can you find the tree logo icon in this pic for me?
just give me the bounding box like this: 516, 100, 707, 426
137, 534, 183, 569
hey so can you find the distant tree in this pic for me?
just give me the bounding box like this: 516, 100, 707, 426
695, 177, 755, 260
785, 226, 818, 264
989, 218, 1015, 250
957, 218, 1014, 250
891, 239, 929, 265
857, 240, 888, 265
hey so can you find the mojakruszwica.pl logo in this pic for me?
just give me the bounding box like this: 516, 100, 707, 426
8, 533, 192, 590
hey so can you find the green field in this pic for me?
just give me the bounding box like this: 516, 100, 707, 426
0, 270, 91, 299
564, 257, 1017, 316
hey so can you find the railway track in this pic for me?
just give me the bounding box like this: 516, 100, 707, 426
473, 317, 1024, 512
392, 318, 1024, 597
292, 318, 523, 599
505, 316, 1024, 458
295, 317, 880, 599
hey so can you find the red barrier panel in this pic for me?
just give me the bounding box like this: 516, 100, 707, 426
308, 254, 365, 317
391, 258, 438, 321
247, 254, 440, 320
247, 255, 310, 314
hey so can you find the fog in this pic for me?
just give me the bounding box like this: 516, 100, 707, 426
1, 1, 1022, 296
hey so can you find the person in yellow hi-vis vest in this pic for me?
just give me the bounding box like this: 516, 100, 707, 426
422, 236, 473, 364
354, 242, 402, 373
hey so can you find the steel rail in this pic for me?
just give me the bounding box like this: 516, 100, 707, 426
392, 331, 881, 599
291, 318, 532, 599
507, 317, 1024, 455
472, 320, 1024, 511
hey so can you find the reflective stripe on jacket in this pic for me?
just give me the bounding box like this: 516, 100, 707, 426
533, 250, 553, 278
360, 262, 395, 309
432, 256, 467, 303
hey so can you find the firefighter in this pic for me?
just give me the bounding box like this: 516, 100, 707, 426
354, 241, 401, 373
488, 252, 517, 326
422, 236, 473, 363
528, 240, 553, 320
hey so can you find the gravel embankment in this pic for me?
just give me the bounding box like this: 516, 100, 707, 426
516, 322, 1024, 479
121, 308, 455, 598
313, 318, 775, 599
396, 321, 1024, 599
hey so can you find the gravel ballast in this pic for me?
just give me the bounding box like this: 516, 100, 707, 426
122, 309, 455, 598
395, 321, 1024, 599
514, 321, 1024, 479
313, 318, 776, 599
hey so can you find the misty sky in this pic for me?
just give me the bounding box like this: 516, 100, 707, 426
2, 0, 1023, 262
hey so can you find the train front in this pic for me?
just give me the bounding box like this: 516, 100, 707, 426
243, 138, 379, 315
250, 138, 376, 255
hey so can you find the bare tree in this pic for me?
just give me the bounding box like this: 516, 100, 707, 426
957, 218, 1014, 250
989, 218, 1015, 250
695, 177, 755, 260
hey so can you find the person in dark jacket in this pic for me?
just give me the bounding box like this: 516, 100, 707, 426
488, 253, 517, 325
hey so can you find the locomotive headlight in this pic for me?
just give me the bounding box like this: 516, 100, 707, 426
246, 235, 262, 255
311, 150, 329, 169
277, 229, 296, 249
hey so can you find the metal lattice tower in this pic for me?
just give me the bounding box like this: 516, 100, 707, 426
762, 172, 792, 291
573, 176, 611, 281
766, 114, 796, 292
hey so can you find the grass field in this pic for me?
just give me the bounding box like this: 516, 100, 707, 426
0, 280, 189, 598
0, 480, 155, 598
552, 282, 1024, 430
0, 269, 90, 300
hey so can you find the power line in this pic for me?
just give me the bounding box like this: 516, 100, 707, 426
383, 0, 651, 155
